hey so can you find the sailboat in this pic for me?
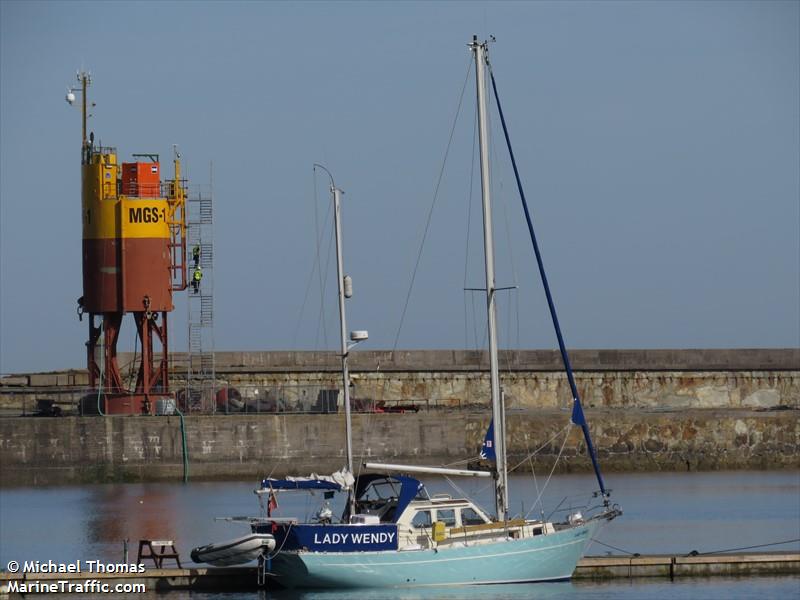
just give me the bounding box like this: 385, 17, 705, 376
252, 36, 621, 589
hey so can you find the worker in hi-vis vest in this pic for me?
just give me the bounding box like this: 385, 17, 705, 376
192, 266, 202, 293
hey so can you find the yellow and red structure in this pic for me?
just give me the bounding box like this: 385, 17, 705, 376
75, 72, 187, 414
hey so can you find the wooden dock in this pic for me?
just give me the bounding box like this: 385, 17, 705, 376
574, 552, 799, 579
1, 553, 797, 594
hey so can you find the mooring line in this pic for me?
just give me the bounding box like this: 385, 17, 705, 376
690, 538, 800, 556
591, 539, 640, 556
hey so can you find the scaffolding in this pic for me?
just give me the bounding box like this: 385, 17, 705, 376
185, 183, 215, 412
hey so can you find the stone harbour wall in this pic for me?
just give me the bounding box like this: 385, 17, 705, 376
0, 409, 797, 486
0, 349, 797, 485
2, 349, 797, 412
220, 369, 798, 411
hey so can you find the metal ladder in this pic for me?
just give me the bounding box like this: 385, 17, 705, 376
186, 187, 215, 412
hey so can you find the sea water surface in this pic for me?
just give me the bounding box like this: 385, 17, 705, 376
1, 471, 798, 598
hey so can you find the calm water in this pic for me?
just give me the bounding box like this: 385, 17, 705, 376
141, 578, 800, 599
1, 471, 798, 598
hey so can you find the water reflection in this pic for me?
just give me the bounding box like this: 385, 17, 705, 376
1, 471, 798, 568
268, 581, 574, 600
84, 484, 180, 551
132, 576, 800, 600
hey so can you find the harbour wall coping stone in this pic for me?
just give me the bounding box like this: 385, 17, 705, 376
2, 349, 798, 386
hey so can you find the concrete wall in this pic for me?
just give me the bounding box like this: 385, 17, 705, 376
1, 409, 797, 486
1, 350, 797, 485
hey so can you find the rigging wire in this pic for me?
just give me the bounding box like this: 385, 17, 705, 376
314, 196, 336, 351
313, 168, 334, 350
508, 422, 571, 473
489, 64, 608, 497
444, 475, 493, 519
463, 56, 521, 354
463, 101, 478, 350
392, 57, 473, 351
359, 60, 474, 477
523, 432, 545, 521
524, 423, 572, 520
292, 169, 334, 348
465, 101, 487, 352
486, 88, 520, 371
313, 168, 325, 347
290, 174, 320, 348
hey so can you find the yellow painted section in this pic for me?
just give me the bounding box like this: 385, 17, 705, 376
82, 151, 169, 240
119, 198, 170, 239
82, 152, 118, 240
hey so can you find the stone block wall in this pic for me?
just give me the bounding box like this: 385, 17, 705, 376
1, 349, 797, 485
1, 409, 797, 486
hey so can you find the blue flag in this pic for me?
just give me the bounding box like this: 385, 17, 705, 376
479, 420, 496, 461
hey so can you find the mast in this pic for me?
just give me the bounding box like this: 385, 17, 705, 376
314, 176, 356, 515
333, 185, 356, 514
471, 36, 508, 520
314, 163, 367, 520
81, 72, 88, 163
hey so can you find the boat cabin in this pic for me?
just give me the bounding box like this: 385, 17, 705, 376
255, 473, 555, 553
346, 473, 425, 523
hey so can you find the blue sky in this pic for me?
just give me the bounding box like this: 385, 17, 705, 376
1, 1, 798, 374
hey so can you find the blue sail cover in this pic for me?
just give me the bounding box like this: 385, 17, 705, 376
571, 397, 587, 426
261, 478, 343, 491
479, 420, 496, 461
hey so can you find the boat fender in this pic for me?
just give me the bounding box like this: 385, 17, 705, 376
432, 521, 447, 542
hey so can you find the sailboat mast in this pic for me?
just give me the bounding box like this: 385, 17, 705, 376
332, 184, 356, 515
471, 36, 508, 521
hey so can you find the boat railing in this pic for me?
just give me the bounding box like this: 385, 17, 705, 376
90, 145, 118, 158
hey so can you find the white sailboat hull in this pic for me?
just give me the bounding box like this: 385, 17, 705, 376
190, 533, 275, 567
269, 519, 599, 589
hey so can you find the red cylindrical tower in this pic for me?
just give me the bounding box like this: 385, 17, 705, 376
76, 75, 186, 414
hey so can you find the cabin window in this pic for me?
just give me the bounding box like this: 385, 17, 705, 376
411, 510, 432, 528
436, 509, 456, 527
461, 507, 486, 526
382, 502, 398, 523
533, 526, 543, 536
361, 479, 400, 502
